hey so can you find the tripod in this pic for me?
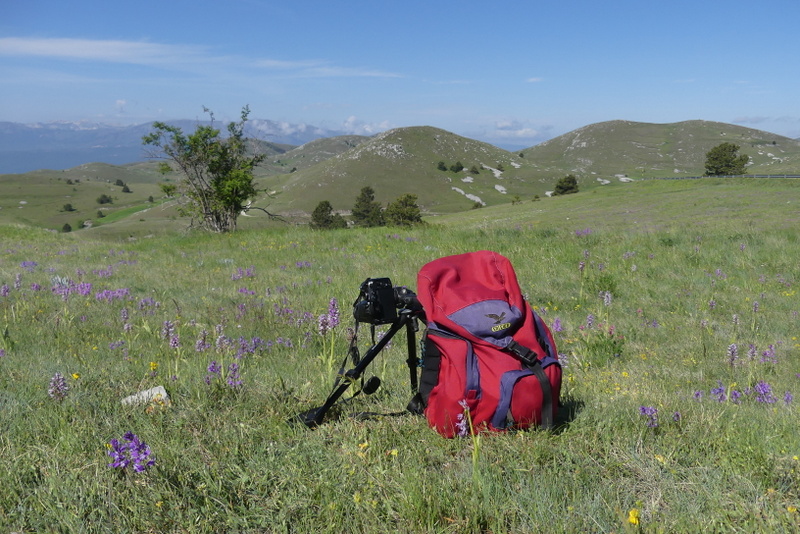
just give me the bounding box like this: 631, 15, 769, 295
292, 307, 421, 428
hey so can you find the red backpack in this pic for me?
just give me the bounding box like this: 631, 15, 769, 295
411, 250, 562, 438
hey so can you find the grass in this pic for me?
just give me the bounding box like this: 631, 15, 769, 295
1, 178, 799, 532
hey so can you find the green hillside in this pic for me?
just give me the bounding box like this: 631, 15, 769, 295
256, 126, 552, 216
258, 135, 368, 175
522, 119, 800, 181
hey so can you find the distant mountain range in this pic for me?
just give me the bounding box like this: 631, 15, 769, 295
0, 119, 350, 174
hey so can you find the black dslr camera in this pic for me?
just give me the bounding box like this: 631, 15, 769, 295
353, 277, 420, 325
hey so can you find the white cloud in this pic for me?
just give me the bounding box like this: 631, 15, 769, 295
0, 37, 208, 66
492, 120, 539, 138
341, 116, 393, 136
526, 77, 543, 83
0, 37, 401, 78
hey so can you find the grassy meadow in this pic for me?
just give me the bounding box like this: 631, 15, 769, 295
1, 178, 799, 532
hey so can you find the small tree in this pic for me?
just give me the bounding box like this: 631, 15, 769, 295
449, 161, 464, 173
704, 142, 749, 176
351, 186, 385, 227
97, 194, 113, 205
553, 174, 579, 195
310, 201, 347, 230
61, 223, 72, 233
437, 161, 447, 171
62, 203, 75, 212
121, 184, 131, 193
160, 183, 177, 198
115, 179, 125, 187
143, 106, 274, 232
385, 194, 423, 226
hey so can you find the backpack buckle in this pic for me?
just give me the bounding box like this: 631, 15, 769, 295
507, 340, 538, 367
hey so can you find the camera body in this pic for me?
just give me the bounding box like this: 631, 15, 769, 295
353, 277, 420, 325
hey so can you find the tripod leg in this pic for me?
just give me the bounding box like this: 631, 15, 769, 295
293, 313, 414, 428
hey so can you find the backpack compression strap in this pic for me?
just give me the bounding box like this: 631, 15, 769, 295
506, 340, 554, 429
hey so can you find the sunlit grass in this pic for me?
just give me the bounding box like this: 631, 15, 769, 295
1, 178, 799, 532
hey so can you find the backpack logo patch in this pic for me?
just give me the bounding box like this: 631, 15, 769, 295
485, 312, 507, 324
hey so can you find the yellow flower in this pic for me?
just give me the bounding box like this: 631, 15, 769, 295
353, 492, 362, 504
628, 508, 640, 525
149, 361, 159, 371
788, 506, 798, 514
71, 373, 80, 379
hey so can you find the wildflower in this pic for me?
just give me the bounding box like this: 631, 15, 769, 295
711, 380, 727, 402
195, 330, 210, 352
48, 372, 69, 401
149, 361, 158, 372
71, 373, 80, 380
628, 508, 640, 525
761, 344, 777, 364
169, 335, 180, 349
226, 363, 242, 388
600, 291, 613, 307
107, 431, 155, 472
318, 314, 330, 336
552, 317, 563, 333
327, 298, 340, 329
784, 391, 793, 405
752, 301, 759, 313
672, 411, 681, 423
639, 406, 658, 428
693, 390, 703, 401
727, 343, 738, 366
455, 399, 470, 437
204, 360, 222, 385
161, 320, 175, 339
754, 381, 777, 404
585, 314, 595, 329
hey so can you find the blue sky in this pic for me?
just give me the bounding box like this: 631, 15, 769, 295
2, 0, 799, 147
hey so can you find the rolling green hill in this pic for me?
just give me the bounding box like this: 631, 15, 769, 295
254, 126, 556, 216
522, 119, 800, 180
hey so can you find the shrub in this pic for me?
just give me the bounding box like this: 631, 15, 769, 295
553, 174, 579, 195
310, 200, 347, 230
385, 194, 423, 226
